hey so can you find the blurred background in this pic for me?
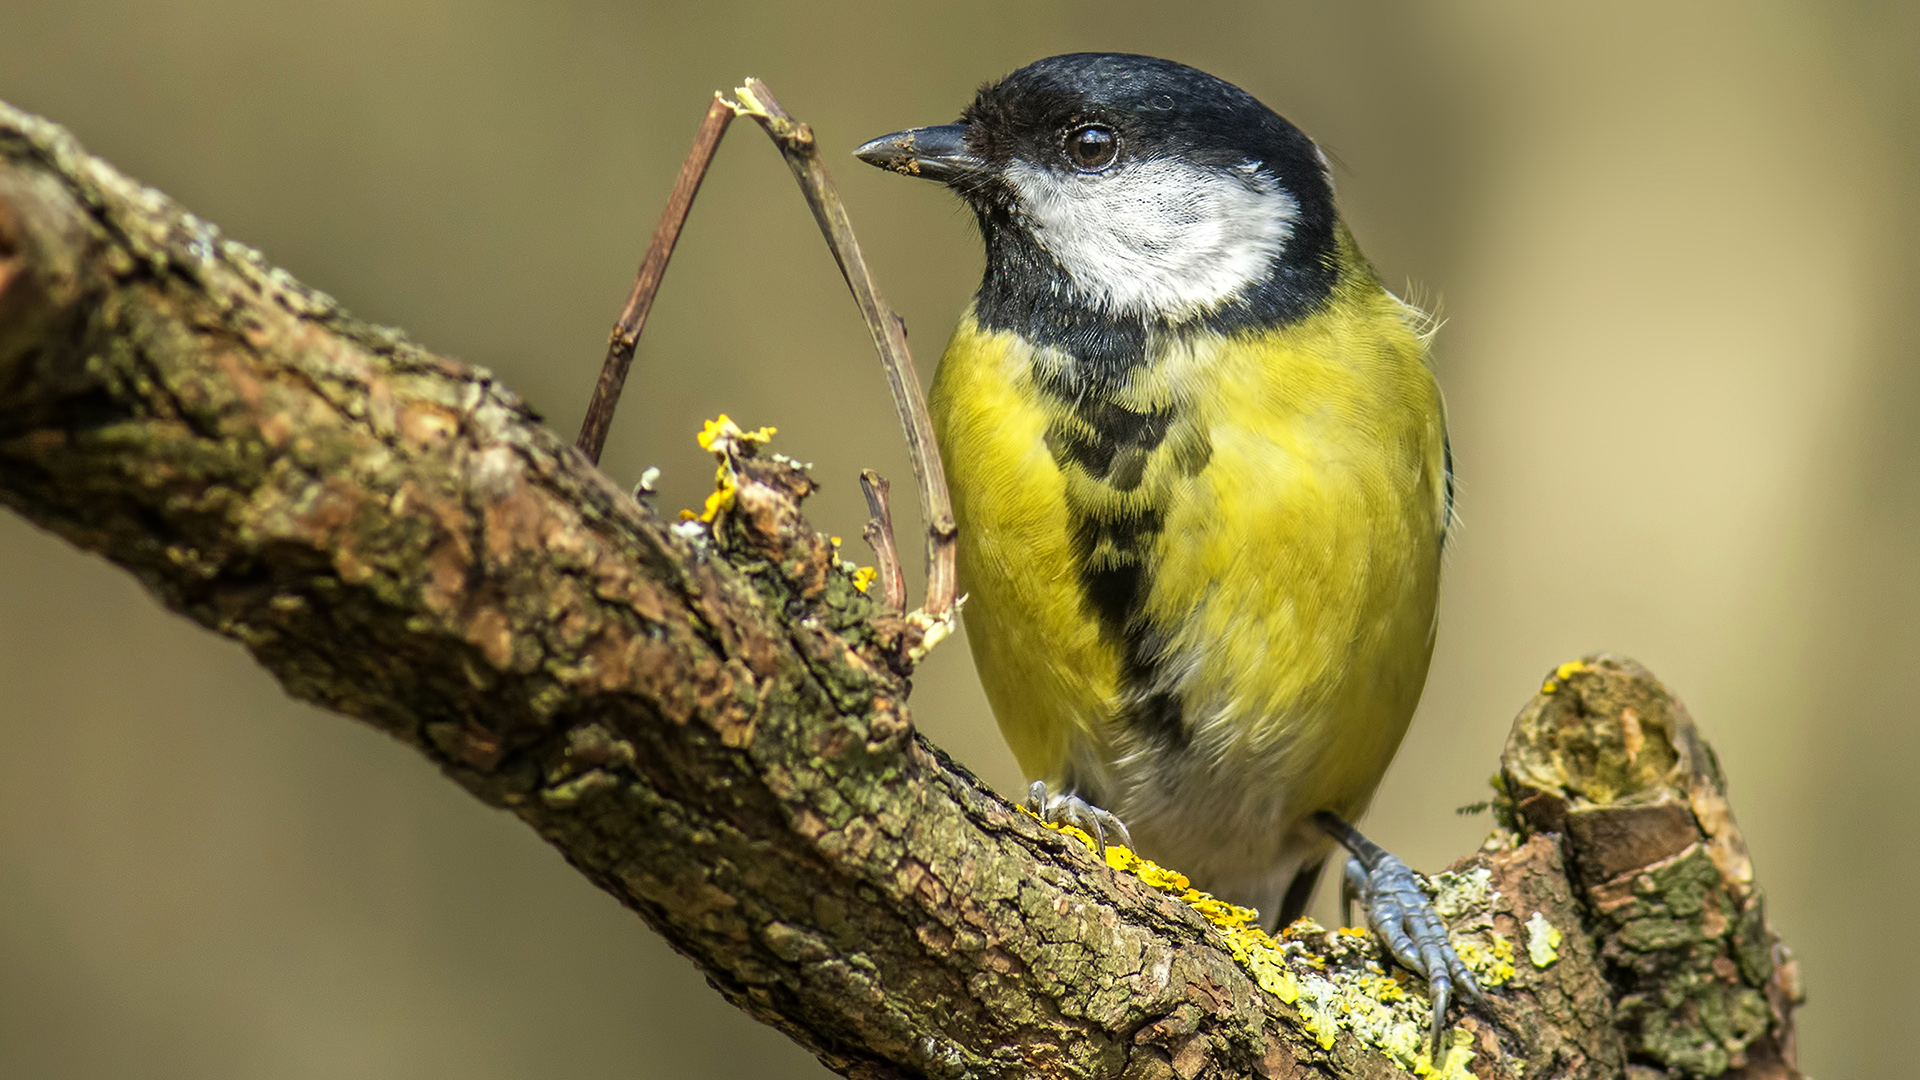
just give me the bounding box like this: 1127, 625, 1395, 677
0, 1, 1911, 1076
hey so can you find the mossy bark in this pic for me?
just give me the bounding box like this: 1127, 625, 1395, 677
1502, 658, 1804, 1078
0, 100, 1799, 1080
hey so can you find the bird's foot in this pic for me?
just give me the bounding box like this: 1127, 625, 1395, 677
1026, 780, 1134, 855
1315, 811, 1484, 1064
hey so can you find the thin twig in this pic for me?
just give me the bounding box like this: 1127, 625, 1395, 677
729, 79, 958, 620
859, 470, 907, 613
576, 94, 735, 465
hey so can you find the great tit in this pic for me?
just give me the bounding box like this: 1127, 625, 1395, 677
856, 53, 1480, 1046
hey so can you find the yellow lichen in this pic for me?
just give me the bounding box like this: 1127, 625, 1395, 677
1031, 811, 1258, 933
1419, 1029, 1479, 1079
1453, 933, 1518, 987
1299, 995, 1343, 1048
680, 472, 737, 523
1289, 960, 1474, 1074
1101, 842, 1186, 890
681, 415, 776, 524
1024, 812, 1488, 1070
1430, 866, 1516, 987
1181, 892, 1258, 929
1432, 867, 1493, 920
680, 415, 784, 523
695, 413, 776, 452
1525, 912, 1562, 967
1222, 926, 1302, 1002
1542, 658, 1589, 694
851, 566, 877, 593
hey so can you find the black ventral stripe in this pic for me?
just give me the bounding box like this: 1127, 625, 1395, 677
1040, 375, 1175, 493
1068, 499, 1184, 748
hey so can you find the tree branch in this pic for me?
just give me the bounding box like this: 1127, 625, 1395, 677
0, 99, 1800, 1080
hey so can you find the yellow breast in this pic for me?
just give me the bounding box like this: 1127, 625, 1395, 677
929, 252, 1449, 842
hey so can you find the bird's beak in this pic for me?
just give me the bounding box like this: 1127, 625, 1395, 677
853, 124, 984, 183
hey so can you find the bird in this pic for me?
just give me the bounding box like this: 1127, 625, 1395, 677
854, 53, 1479, 1050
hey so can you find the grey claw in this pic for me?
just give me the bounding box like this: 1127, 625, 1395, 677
1319, 813, 1483, 1065
1026, 780, 1133, 854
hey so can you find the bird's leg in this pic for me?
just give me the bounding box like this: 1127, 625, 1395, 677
1026, 780, 1134, 855
1340, 861, 1361, 931
1314, 811, 1484, 1064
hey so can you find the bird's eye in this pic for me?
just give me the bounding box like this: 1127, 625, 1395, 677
1066, 125, 1119, 171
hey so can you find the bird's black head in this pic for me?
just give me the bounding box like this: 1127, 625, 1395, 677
857, 53, 1341, 339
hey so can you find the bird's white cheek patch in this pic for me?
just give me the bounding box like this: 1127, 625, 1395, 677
1006, 158, 1298, 320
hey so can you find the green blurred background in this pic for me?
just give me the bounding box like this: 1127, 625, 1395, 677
1, 1, 1913, 1076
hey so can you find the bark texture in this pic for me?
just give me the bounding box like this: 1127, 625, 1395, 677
0, 100, 1801, 1080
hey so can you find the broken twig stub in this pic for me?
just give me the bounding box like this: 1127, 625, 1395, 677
1500, 655, 1803, 1078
